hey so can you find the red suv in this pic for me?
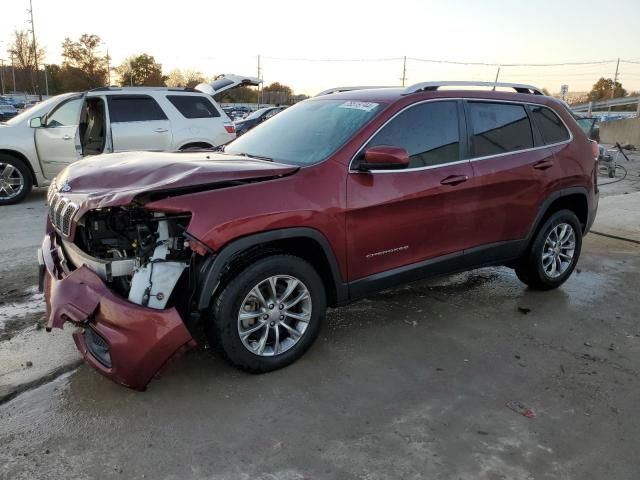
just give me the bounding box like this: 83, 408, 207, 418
40, 81, 599, 389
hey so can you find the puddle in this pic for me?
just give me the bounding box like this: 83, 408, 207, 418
0, 286, 44, 330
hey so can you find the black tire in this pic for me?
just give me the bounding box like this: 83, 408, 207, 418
0, 154, 32, 206
206, 254, 326, 373
515, 209, 583, 290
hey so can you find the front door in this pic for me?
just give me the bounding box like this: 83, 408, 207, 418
34, 96, 83, 179
346, 100, 475, 282
107, 94, 172, 152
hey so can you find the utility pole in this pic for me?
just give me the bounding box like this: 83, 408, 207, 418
43, 64, 48, 96
400, 56, 407, 87
106, 49, 111, 86
28, 0, 41, 100
0, 59, 5, 95
11, 54, 16, 93
608, 58, 620, 115
257, 54, 261, 109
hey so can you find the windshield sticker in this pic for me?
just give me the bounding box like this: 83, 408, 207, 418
339, 101, 379, 112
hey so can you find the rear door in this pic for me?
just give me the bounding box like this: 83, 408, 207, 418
346, 100, 475, 281
463, 101, 560, 251
107, 94, 172, 152
34, 95, 84, 178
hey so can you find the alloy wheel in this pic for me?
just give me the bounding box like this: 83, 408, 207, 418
542, 223, 576, 278
0, 162, 25, 200
237, 275, 312, 356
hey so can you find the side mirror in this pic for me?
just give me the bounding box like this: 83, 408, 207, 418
358, 145, 410, 171
29, 117, 42, 128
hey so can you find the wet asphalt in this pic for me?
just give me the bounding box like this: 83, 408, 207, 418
1, 233, 639, 479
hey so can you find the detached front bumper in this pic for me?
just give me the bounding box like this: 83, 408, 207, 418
40, 232, 195, 390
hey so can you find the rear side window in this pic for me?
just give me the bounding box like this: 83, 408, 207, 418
468, 102, 533, 157
365, 101, 460, 168
108, 95, 168, 123
529, 105, 570, 145
166, 95, 220, 119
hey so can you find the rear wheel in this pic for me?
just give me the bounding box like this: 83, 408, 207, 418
0, 154, 32, 205
515, 210, 582, 290
206, 255, 326, 372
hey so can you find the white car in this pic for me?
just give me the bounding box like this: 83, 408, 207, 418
0, 74, 260, 204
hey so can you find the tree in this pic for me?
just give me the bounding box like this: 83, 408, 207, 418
61, 34, 108, 90
117, 54, 165, 87
262, 82, 294, 105
166, 69, 205, 88
588, 77, 627, 101
7, 30, 45, 94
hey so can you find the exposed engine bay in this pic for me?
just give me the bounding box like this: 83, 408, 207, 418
67, 207, 194, 309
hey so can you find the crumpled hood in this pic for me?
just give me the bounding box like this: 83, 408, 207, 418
55, 151, 299, 209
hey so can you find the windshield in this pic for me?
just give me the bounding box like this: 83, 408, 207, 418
225, 99, 384, 165
4, 95, 71, 126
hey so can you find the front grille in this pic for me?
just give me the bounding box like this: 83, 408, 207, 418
48, 192, 78, 237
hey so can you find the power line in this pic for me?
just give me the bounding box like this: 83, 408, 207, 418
408, 57, 619, 67
262, 56, 403, 62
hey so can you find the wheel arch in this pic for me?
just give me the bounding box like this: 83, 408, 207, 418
196, 228, 348, 311
0, 149, 39, 186
527, 187, 590, 245
178, 141, 214, 151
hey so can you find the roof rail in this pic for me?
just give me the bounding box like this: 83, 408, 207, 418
315, 86, 398, 97
88, 86, 194, 93
404, 81, 544, 96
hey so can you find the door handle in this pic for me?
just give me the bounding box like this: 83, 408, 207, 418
533, 160, 554, 170
440, 174, 469, 186
154, 128, 168, 133
62, 135, 72, 140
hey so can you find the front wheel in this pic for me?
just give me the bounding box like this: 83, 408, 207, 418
515, 210, 583, 290
0, 154, 32, 205
206, 255, 326, 372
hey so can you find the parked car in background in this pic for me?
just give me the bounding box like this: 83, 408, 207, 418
1, 96, 26, 110
40, 81, 598, 389
0, 103, 19, 121
0, 74, 260, 204
234, 106, 287, 136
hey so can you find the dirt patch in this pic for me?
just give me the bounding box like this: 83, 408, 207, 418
0, 286, 46, 342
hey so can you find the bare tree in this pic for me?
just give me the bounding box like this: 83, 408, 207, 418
7, 29, 45, 94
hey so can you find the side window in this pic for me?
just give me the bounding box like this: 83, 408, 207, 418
166, 95, 220, 119
529, 105, 570, 145
364, 101, 460, 168
468, 102, 533, 157
108, 95, 168, 123
46, 98, 83, 127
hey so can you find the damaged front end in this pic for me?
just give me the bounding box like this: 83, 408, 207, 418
40, 195, 204, 390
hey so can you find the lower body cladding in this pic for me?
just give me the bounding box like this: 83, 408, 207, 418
40, 231, 196, 390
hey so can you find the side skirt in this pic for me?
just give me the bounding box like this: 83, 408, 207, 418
345, 239, 527, 303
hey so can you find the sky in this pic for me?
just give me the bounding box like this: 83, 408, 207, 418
1, 0, 639, 95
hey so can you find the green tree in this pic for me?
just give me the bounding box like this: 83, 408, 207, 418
60, 34, 108, 90
117, 54, 165, 87
588, 77, 627, 101
7, 29, 45, 94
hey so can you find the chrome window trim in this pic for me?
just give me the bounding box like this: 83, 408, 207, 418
348, 97, 573, 174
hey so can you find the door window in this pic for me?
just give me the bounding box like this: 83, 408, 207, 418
166, 95, 220, 119
362, 101, 460, 168
529, 106, 570, 145
45, 98, 82, 127
108, 95, 168, 123
468, 102, 533, 157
